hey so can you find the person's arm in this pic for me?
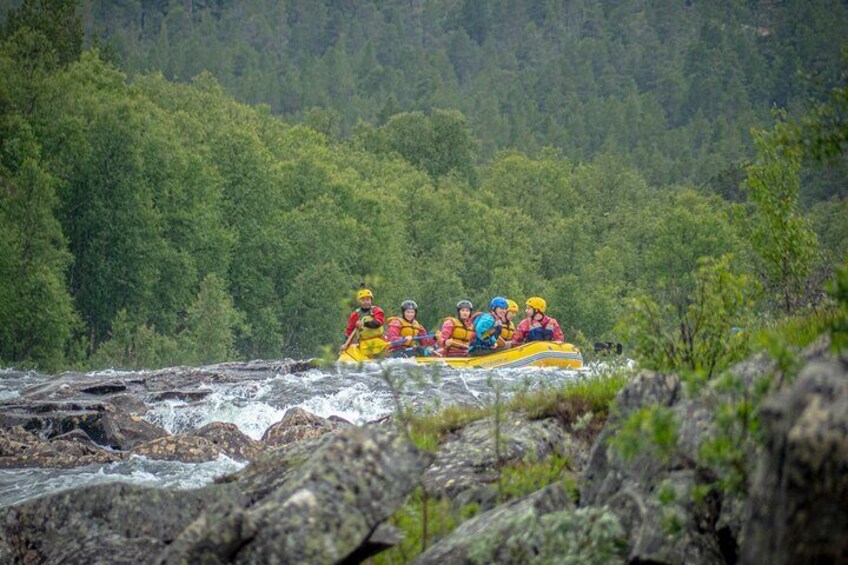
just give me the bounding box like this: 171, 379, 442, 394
511, 320, 526, 344
438, 320, 453, 347
384, 320, 402, 342
344, 311, 358, 337
552, 319, 564, 343
371, 307, 385, 326
418, 325, 435, 347
361, 307, 384, 329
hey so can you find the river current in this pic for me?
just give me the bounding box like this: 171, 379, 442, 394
0, 359, 602, 508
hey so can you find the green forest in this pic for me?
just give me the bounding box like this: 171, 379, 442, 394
0, 0, 846, 371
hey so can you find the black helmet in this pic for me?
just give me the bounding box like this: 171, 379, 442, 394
456, 300, 473, 312
401, 300, 418, 313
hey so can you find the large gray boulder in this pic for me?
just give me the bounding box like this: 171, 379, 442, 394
160, 425, 430, 563
580, 371, 727, 564
742, 356, 848, 564
423, 414, 577, 509
0, 426, 428, 564
0, 482, 243, 564
415, 483, 626, 565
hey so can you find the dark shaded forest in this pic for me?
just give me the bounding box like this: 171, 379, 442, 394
78, 0, 848, 199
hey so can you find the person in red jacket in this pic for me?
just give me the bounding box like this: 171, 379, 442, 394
437, 300, 475, 357
384, 300, 438, 357
511, 297, 564, 344
341, 288, 387, 357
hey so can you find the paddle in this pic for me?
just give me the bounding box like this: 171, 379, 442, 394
388, 333, 436, 347
340, 327, 359, 353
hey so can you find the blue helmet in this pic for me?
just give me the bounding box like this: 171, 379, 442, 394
490, 296, 508, 310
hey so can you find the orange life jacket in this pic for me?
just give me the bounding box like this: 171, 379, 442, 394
387, 317, 423, 338
443, 316, 473, 355
499, 320, 516, 343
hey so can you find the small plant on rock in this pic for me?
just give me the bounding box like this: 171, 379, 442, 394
467, 505, 627, 565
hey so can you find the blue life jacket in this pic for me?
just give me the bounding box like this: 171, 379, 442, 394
469, 312, 501, 351
527, 324, 554, 342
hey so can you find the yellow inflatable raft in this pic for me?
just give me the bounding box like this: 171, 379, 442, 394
338, 341, 583, 370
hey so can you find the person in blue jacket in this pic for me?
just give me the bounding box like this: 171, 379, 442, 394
468, 296, 509, 356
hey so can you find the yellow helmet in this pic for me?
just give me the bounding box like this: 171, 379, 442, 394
506, 299, 519, 313
526, 297, 547, 314
357, 288, 374, 301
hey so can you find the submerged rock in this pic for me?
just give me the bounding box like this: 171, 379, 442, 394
131, 435, 221, 463
149, 390, 213, 402
742, 356, 848, 564
79, 382, 128, 395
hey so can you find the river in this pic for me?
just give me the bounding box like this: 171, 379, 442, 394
0, 359, 595, 508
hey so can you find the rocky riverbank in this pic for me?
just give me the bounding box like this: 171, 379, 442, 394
0, 341, 845, 563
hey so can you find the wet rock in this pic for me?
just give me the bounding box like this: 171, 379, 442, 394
1, 426, 124, 468
17, 373, 143, 402
102, 411, 169, 450
0, 482, 244, 564
208, 359, 317, 374
80, 382, 127, 395
742, 357, 848, 564
106, 393, 149, 415
261, 406, 344, 448
0, 426, 39, 456
131, 435, 221, 463
329, 414, 353, 425
422, 414, 572, 503
414, 483, 573, 564
52, 428, 100, 447
8, 437, 123, 468
191, 422, 262, 461
150, 390, 212, 402
159, 426, 430, 564
0, 401, 110, 442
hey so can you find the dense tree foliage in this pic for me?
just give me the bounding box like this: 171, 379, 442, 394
0, 1, 845, 370
66, 0, 848, 196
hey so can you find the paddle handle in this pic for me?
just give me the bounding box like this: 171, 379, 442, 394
340, 328, 359, 352
389, 333, 436, 347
